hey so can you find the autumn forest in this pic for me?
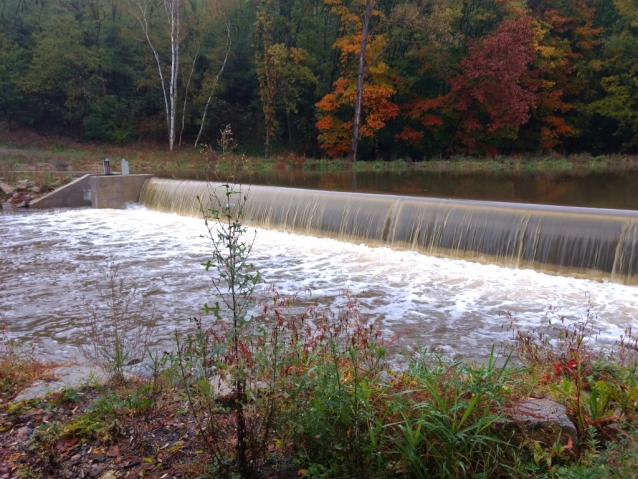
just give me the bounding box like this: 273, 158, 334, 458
0, 0, 636, 160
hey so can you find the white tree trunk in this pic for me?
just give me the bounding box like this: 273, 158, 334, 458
129, 0, 182, 151
165, 0, 180, 151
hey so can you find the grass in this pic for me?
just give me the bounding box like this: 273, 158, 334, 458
1, 122, 637, 177
0, 322, 57, 405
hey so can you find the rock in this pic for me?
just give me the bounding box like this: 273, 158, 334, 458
15, 180, 31, 191
98, 471, 117, 479
15, 425, 33, 441
30, 186, 41, 194
0, 182, 14, 195
495, 398, 578, 449
12, 365, 107, 402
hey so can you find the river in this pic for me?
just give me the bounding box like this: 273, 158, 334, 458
2, 205, 637, 362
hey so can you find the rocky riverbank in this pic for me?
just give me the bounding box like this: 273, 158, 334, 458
0, 174, 77, 210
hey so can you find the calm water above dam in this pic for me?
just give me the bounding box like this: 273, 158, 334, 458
2, 205, 638, 362
152, 168, 638, 211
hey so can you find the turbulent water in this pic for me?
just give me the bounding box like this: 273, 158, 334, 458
2, 206, 638, 362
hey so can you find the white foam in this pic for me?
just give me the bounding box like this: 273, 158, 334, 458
1, 206, 637, 360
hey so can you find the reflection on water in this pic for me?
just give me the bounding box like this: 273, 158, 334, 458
151, 168, 638, 211
2, 207, 638, 363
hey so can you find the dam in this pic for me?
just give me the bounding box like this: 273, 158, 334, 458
140, 178, 638, 284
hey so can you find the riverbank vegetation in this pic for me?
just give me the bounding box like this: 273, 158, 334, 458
3, 290, 638, 478
1, 0, 638, 159
3, 183, 638, 478
1, 124, 638, 177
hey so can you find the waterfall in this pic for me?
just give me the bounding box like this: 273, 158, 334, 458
139, 178, 638, 284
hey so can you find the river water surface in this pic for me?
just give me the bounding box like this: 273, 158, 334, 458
2, 206, 638, 362
152, 168, 638, 210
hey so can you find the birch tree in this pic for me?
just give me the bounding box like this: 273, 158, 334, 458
129, 0, 184, 151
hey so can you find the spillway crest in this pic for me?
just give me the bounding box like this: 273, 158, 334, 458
139, 178, 638, 284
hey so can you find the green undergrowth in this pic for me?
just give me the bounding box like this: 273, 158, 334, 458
4, 316, 638, 478
3, 306, 638, 478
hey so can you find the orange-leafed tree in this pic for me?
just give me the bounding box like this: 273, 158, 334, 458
316, 0, 399, 158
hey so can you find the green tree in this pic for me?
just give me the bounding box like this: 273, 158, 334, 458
589, 0, 638, 151
255, 0, 315, 157
19, 15, 100, 132
0, 32, 27, 127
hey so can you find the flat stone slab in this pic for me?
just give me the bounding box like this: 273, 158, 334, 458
13, 366, 107, 402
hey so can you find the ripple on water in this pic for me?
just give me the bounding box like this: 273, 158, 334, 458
1, 205, 638, 362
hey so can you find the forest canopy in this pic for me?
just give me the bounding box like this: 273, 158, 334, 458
1, 0, 636, 158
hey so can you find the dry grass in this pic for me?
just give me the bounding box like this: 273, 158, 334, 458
0, 321, 57, 405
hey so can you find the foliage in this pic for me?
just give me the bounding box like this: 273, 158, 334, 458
506, 302, 638, 438
400, 15, 540, 155
315, 0, 399, 158
1, 0, 637, 155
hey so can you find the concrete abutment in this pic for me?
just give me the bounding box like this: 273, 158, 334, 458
30, 174, 153, 209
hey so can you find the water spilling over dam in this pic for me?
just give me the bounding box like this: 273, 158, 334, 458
140, 178, 638, 284
2, 206, 638, 362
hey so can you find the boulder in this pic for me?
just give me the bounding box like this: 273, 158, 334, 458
12, 365, 107, 402
16, 179, 31, 191
0, 182, 14, 195
495, 397, 578, 449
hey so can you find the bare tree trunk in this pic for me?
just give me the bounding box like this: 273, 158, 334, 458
194, 21, 231, 148
179, 45, 199, 147
348, 0, 373, 161
264, 121, 270, 158
166, 0, 180, 151
129, 0, 183, 151
133, 0, 170, 141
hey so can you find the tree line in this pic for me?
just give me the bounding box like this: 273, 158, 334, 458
0, 0, 636, 159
